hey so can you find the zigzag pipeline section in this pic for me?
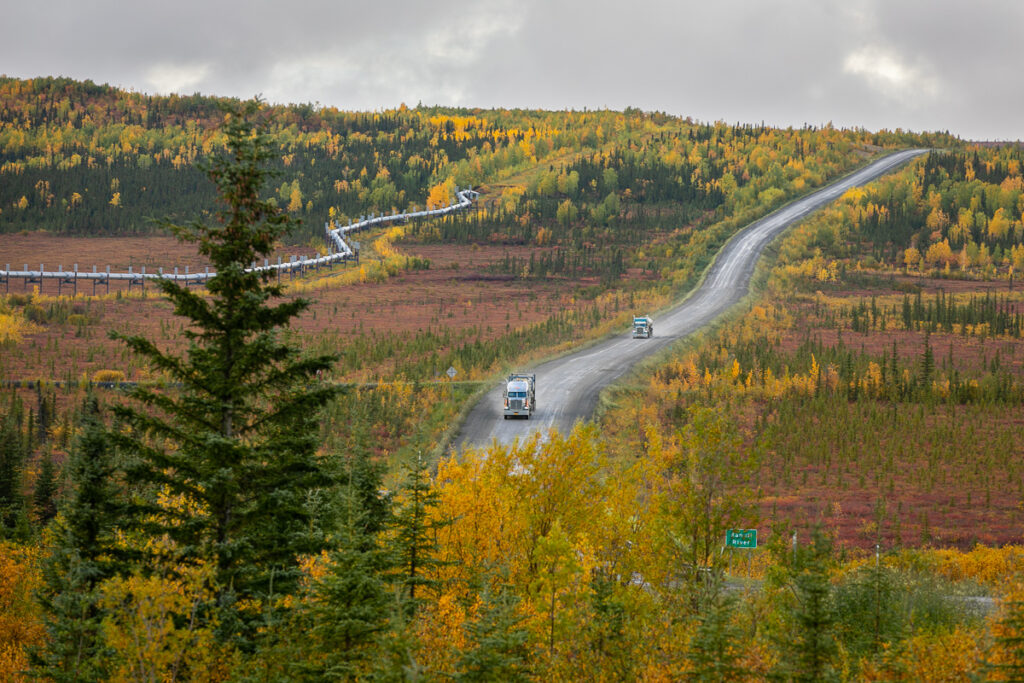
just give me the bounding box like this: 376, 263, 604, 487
0, 188, 480, 287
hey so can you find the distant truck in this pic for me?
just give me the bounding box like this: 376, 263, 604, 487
632, 315, 654, 339
503, 373, 536, 419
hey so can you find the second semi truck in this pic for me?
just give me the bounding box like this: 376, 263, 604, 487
632, 315, 653, 338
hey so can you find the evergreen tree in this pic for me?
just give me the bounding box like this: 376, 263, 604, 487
686, 587, 747, 682
366, 606, 428, 682
455, 583, 532, 682
109, 99, 340, 645
284, 447, 393, 681
919, 330, 935, 393
24, 409, 36, 455
330, 431, 391, 545
33, 450, 59, 526
389, 451, 449, 615
833, 560, 904, 663
987, 584, 1024, 683
585, 568, 633, 680
36, 384, 53, 445
771, 528, 839, 683
304, 498, 392, 679
0, 411, 26, 535
32, 397, 130, 682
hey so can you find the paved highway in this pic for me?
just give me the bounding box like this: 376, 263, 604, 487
454, 150, 926, 451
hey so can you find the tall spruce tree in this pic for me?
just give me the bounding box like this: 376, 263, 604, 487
32, 397, 130, 682
280, 445, 393, 680
33, 450, 59, 526
686, 586, 747, 682
389, 451, 449, 615
833, 560, 904, 662
772, 527, 839, 683
584, 568, 633, 680
330, 428, 391, 545
0, 410, 26, 536
110, 99, 339, 644
301, 492, 392, 680
36, 384, 54, 445
455, 582, 532, 682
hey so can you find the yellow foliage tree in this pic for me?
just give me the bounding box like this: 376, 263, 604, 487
536, 226, 553, 246
431, 425, 626, 670
925, 240, 956, 268
436, 426, 607, 590
287, 181, 303, 213
98, 567, 233, 682
903, 246, 921, 270
989, 207, 1012, 240
644, 407, 758, 587
0, 542, 44, 682
0, 312, 39, 344
926, 206, 949, 231
859, 625, 983, 681
426, 178, 456, 209
555, 200, 577, 226
528, 520, 586, 658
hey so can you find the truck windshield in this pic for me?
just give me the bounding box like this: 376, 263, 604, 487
508, 391, 527, 398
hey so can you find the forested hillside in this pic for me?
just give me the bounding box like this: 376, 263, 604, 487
1, 76, 955, 244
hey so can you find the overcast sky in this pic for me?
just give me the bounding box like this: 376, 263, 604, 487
4, 0, 1020, 140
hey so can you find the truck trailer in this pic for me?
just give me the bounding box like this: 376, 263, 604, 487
632, 315, 654, 339
503, 373, 536, 419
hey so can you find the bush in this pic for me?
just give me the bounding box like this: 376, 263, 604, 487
91, 369, 126, 383
23, 305, 46, 324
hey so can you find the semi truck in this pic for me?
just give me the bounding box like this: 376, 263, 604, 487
632, 315, 654, 339
503, 373, 536, 419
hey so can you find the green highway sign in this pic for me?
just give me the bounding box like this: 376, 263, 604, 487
726, 529, 757, 549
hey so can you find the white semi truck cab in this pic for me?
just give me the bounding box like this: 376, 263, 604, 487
503, 373, 536, 419
632, 315, 654, 339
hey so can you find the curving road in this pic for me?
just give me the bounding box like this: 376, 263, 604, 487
453, 149, 927, 451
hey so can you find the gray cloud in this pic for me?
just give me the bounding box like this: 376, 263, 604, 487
2, 0, 1020, 139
